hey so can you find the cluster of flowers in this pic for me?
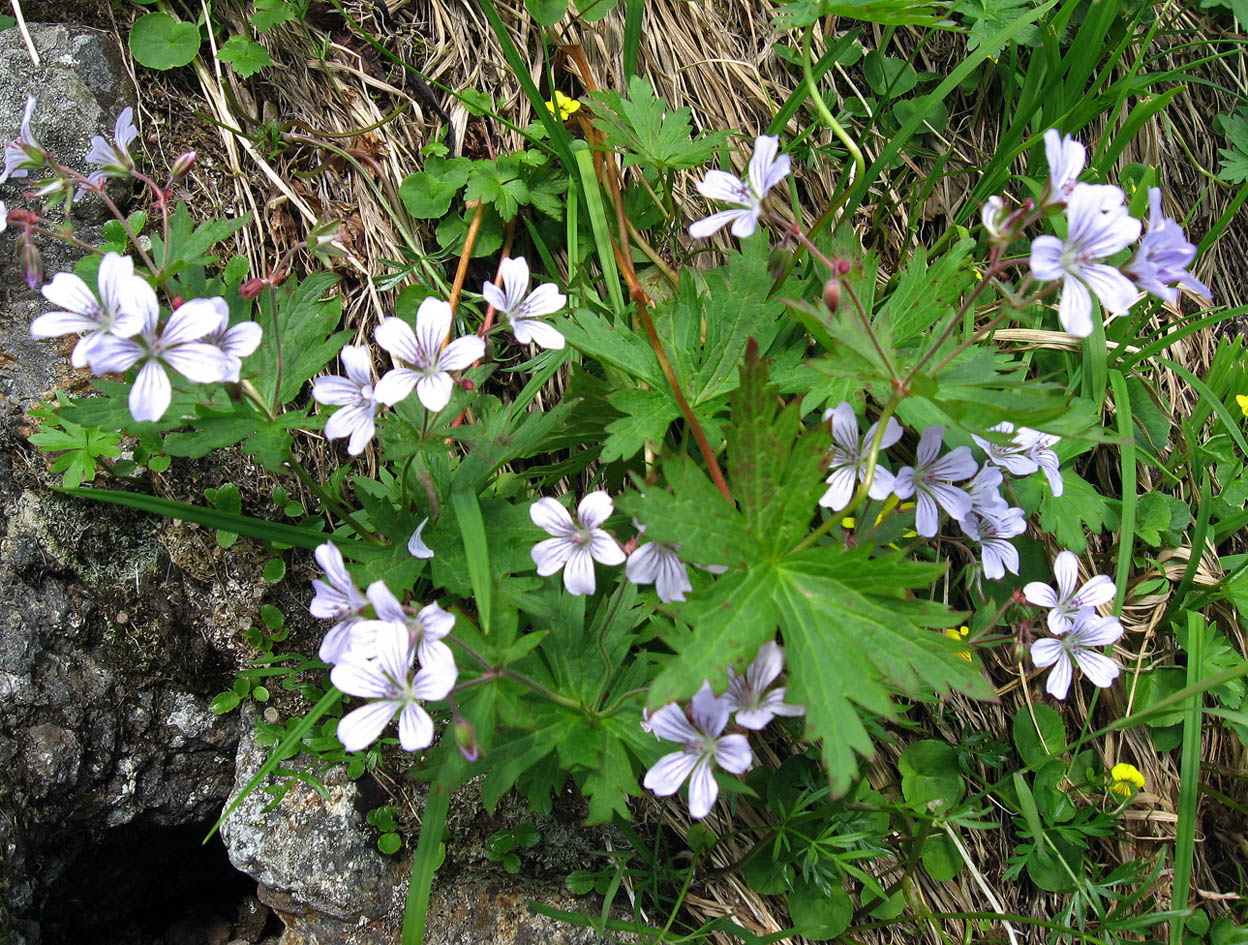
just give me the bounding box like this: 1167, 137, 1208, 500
691, 130, 1210, 337
312, 256, 566, 455
309, 542, 458, 752
643, 641, 804, 818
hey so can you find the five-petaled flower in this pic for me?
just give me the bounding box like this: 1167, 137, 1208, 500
1041, 129, 1086, 207
312, 345, 383, 456
355, 580, 457, 672
819, 402, 903, 512
482, 256, 566, 351
1030, 608, 1123, 700
722, 641, 804, 730
1029, 182, 1142, 337
546, 91, 581, 121
626, 538, 693, 603
310, 541, 368, 664
30, 251, 153, 368
1023, 550, 1116, 635
1122, 186, 1211, 304
197, 297, 263, 383
642, 683, 753, 819
373, 299, 485, 412
530, 491, 625, 596
331, 619, 457, 753
688, 134, 790, 240
892, 425, 978, 537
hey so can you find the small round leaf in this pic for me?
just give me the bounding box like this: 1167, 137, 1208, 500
377, 833, 402, 855
129, 13, 200, 70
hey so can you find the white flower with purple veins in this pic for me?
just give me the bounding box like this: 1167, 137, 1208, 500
312, 345, 382, 456
818, 402, 904, 511
83, 106, 138, 189
1025, 431, 1063, 497
1122, 187, 1211, 304
626, 538, 692, 603
1024, 550, 1116, 635
892, 425, 978, 537
1042, 129, 1086, 207
959, 505, 1026, 580
482, 256, 566, 351
723, 641, 804, 730
373, 299, 485, 413
972, 421, 1041, 476
963, 463, 1009, 520
331, 620, 457, 753
1030, 183, 1142, 338
1, 95, 44, 183
87, 297, 233, 423
198, 297, 262, 383
358, 580, 456, 671
530, 491, 625, 596
688, 134, 791, 240
407, 517, 434, 559
642, 682, 753, 819
30, 252, 153, 367
310, 541, 368, 664
1031, 608, 1123, 700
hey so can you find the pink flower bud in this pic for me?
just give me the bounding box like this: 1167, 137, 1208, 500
18, 235, 42, 289
170, 151, 197, 178
238, 278, 266, 299
452, 718, 479, 762
822, 277, 841, 313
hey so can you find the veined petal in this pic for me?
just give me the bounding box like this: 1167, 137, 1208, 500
1072, 649, 1120, 688
1052, 550, 1079, 600
129, 359, 170, 422
374, 368, 419, 406
366, 580, 407, 623
1057, 277, 1094, 337
511, 318, 565, 350
747, 641, 785, 691
686, 757, 718, 819
163, 299, 222, 345
643, 749, 699, 795
1029, 236, 1065, 281
481, 280, 507, 312
827, 402, 859, 453
589, 530, 625, 566
688, 208, 749, 240
330, 658, 392, 699
577, 490, 614, 530
1044, 654, 1074, 700
531, 497, 577, 536
346, 412, 377, 456
407, 518, 434, 558
696, 169, 749, 204
417, 602, 455, 641
30, 310, 100, 339
819, 466, 856, 511
1080, 263, 1138, 316
497, 255, 531, 313
728, 209, 760, 238
323, 401, 372, 443
690, 681, 730, 736
915, 425, 944, 467
340, 344, 375, 388
40, 271, 97, 315
413, 659, 458, 701
87, 334, 143, 375
626, 542, 662, 585
162, 343, 233, 383
515, 282, 565, 320
1030, 638, 1064, 668
436, 334, 485, 371
414, 297, 453, 360
653, 552, 692, 603
415, 372, 454, 412
375, 619, 414, 683
714, 733, 753, 774
648, 703, 699, 743
562, 545, 597, 596
1023, 581, 1060, 609
398, 702, 435, 752
222, 321, 263, 358
337, 700, 397, 752
1075, 574, 1116, 607
314, 541, 356, 596
1071, 614, 1124, 648
532, 536, 575, 576
374, 316, 423, 364
312, 375, 362, 406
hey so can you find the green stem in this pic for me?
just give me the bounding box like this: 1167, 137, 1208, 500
286, 456, 385, 545
801, 24, 864, 238
401, 783, 449, 945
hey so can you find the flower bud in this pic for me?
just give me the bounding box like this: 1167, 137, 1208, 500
7, 207, 36, 227
767, 246, 793, 279
981, 195, 1009, 244
822, 277, 841, 313
18, 235, 42, 289
238, 278, 266, 300
452, 718, 479, 762
309, 218, 348, 263
459, 378, 475, 391
170, 151, 197, 179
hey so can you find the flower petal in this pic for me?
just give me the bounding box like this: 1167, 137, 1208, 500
577, 490, 614, 530
532, 537, 575, 576
337, 700, 397, 752
648, 703, 699, 743
714, 733, 753, 775
643, 749, 699, 796
414, 297, 452, 360
129, 359, 170, 422
562, 545, 597, 596
398, 702, 435, 752
686, 757, 718, 819
530, 497, 576, 536
374, 368, 419, 406
374, 316, 422, 364
436, 334, 485, 371
415, 372, 454, 412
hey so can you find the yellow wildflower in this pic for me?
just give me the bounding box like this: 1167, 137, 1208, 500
1237, 394, 1248, 418
1110, 762, 1145, 797
546, 91, 581, 121
945, 625, 973, 661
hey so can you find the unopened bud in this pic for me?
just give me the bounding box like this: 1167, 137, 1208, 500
238, 278, 266, 300
452, 718, 479, 762
459, 378, 475, 391
171, 295, 184, 309
767, 246, 793, 280
8, 207, 36, 227
1013, 640, 1029, 664
981, 195, 1009, 243
836, 258, 851, 275
18, 235, 42, 289
309, 218, 348, 263
822, 277, 841, 313
170, 151, 197, 178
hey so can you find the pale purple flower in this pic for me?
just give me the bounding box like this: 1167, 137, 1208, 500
1023, 550, 1115, 635
1, 95, 43, 183
87, 296, 233, 423
482, 256, 566, 350
642, 682, 753, 819
312, 345, 382, 456
818, 402, 903, 511
82, 105, 138, 191
311, 541, 367, 664
892, 425, 977, 537
373, 299, 485, 412
200, 297, 262, 383
1026, 431, 1063, 497
1029, 183, 1142, 337
981, 195, 1009, 242
963, 463, 1009, 520
722, 641, 804, 730
331, 620, 457, 753
407, 517, 434, 559
626, 539, 692, 603
959, 505, 1026, 580
972, 421, 1040, 476
30, 252, 153, 368
1042, 129, 1085, 207
688, 134, 790, 240
1122, 187, 1211, 304
1030, 609, 1123, 700
530, 491, 625, 596
354, 580, 457, 671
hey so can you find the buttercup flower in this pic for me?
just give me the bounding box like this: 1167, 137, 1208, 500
688, 134, 790, 240
722, 641, 804, 730
892, 425, 977, 537
1122, 187, 1211, 304
482, 256, 566, 350
546, 91, 581, 121
945, 626, 973, 662
1023, 550, 1116, 635
407, 517, 435, 559
1030, 608, 1123, 700
1, 95, 44, 183
331, 620, 457, 753
530, 491, 625, 596
1109, 762, 1145, 797
87, 296, 233, 423
818, 402, 903, 511
1238, 394, 1248, 418
1042, 129, 1085, 207
83, 105, 138, 190
196, 297, 262, 383
642, 683, 753, 819
30, 252, 153, 367
1029, 183, 1142, 337
373, 299, 485, 412
312, 345, 382, 456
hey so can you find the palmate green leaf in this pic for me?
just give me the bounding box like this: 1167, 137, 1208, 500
216, 35, 272, 77
149, 203, 249, 277
602, 389, 681, 462
248, 272, 352, 407
1216, 110, 1248, 185
876, 238, 975, 345
774, 0, 949, 29
589, 76, 728, 170
1016, 472, 1119, 554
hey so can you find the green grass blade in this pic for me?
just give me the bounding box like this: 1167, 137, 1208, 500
1108, 370, 1135, 614
401, 783, 450, 945
623, 0, 644, 79
204, 685, 341, 841
1170, 611, 1204, 943
58, 486, 331, 549
573, 146, 626, 313
450, 487, 491, 633
1013, 772, 1046, 855
1158, 357, 1248, 458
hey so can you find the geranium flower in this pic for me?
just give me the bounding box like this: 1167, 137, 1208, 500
1030, 608, 1123, 700
818, 402, 903, 511
82, 105, 138, 190
1023, 550, 1116, 635
355, 580, 456, 671
963, 463, 1009, 520
722, 641, 804, 730
1041, 129, 1085, 207
1029, 183, 1142, 337
958, 505, 1026, 580
1, 95, 44, 183
1122, 187, 1211, 304
30, 252, 153, 367
642, 682, 753, 819
312, 345, 382, 456
688, 134, 790, 240
530, 491, 625, 596
310, 541, 368, 664
373, 299, 484, 412
199, 297, 262, 382
482, 256, 566, 350
1024, 430, 1063, 497
86, 296, 233, 423
892, 425, 977, 537
626, 538, 692, 603
407, 517, 434, 559
972, 421, 1041, 476
331, 620, 457, 753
